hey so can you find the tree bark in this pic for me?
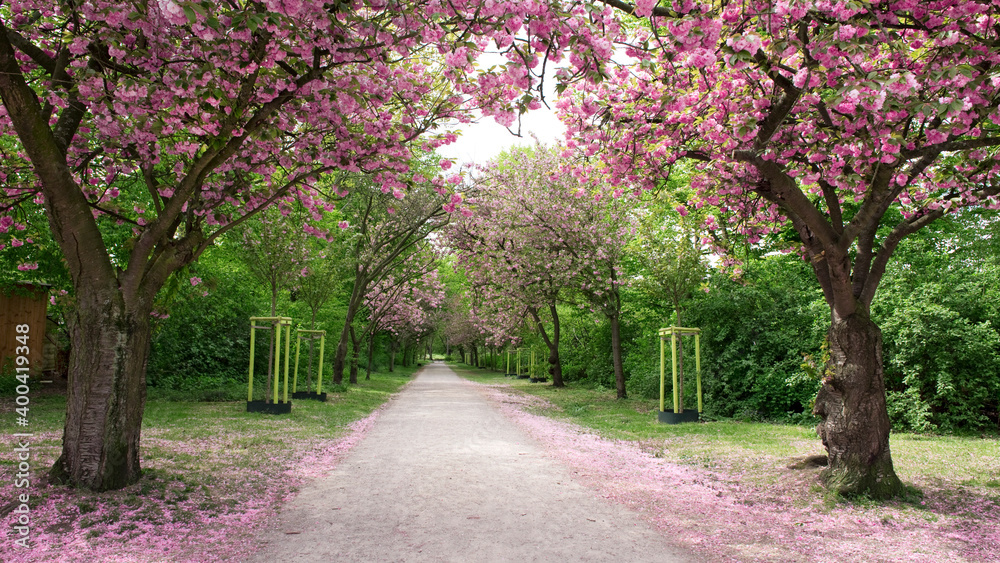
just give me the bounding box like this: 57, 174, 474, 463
306, 309, 317, 390
332, 283, 364, 384
529, 304, 565, 387
366, 332, 375, 380
49, 286, 151, 491
609, 314, 626, 399
813, 312, 903, 498
349, 324, 359, 384
674, 305, 684, 411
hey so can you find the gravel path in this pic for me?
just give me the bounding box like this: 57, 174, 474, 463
250, 362, 692, 562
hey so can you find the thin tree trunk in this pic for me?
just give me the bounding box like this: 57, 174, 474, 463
389, 339, 396, 372
672, 302, 685, 411
264, 283, 279, 400
306, 309, 317, 390
528, 304, 565, 387
349, 325, 360, 385
332, 288, 364, 384
813, 312, 903, 498
609, 314, 626, 399
265, 327, 275, 402
366, 332, 375, 380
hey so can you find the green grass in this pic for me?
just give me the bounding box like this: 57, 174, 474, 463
451, 363, 1000, 491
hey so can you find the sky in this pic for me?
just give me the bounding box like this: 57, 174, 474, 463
436, 106, 566, 166
435, 47, 568, 167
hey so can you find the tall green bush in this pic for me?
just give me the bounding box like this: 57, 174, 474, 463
147, 248, 265, 390
682, 256, 827, 420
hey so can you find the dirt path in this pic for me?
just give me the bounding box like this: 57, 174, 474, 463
250, 362, 693, 562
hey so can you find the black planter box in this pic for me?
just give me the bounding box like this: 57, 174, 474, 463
246, 400, 292, 414
516, 374, 531, 379
291, 391, 328, 402
529, 377, 548, 383
658, 409, 699, 424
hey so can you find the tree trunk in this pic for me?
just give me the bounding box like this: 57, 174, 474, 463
389, 339, 397, 372
609, 314, 626, 399
49, 290, 150, 491
366, 332, 375, 380
529, 304, 565, 387
305, 309, 317, 390
813, 312, 903, 498
349, 325, 360, 385
332, 296, 361, 384
676, 339, 684, 411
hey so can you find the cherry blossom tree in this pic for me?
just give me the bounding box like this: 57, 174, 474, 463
450, 148, 580, 387
559, 1, 1000, 497
363, 267, 445, 377
451, 145, 638, 394
332, 171, 450, 384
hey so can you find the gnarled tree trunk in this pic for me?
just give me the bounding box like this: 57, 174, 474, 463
48, 280, 153, 490
813, 312, 902, 498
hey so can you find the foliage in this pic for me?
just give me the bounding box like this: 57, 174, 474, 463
670, 256, 828, 420
232, 205, 311, 316
146, 245, 264, 390
874, 212, 1000, 432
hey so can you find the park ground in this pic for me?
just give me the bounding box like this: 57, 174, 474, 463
1, 362, 998, 562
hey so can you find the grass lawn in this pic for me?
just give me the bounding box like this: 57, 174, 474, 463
453, 363, 1000, 562
0, 367, 416, 562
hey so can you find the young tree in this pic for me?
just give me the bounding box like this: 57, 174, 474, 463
296, 243, 351, 391
632, 196, 708, 410
560, 2, 1000, 496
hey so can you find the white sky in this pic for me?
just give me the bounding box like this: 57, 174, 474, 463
436, 47, 568, 167
437, 108, 566, 166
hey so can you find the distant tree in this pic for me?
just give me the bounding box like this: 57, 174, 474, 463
451, 145, 639, 395
332, 172, 451, 384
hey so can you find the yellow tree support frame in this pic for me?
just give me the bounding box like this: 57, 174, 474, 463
293, 329, 326, 394
248, 317, 293, 403
658, 326, 703, 415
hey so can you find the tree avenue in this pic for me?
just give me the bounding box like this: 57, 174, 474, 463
2, 0, 997, 502
558, 1, 1000, 497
